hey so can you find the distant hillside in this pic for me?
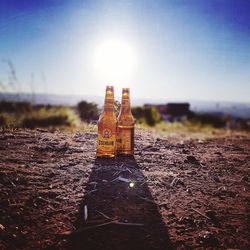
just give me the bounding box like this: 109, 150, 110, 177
1, 92, 250, 118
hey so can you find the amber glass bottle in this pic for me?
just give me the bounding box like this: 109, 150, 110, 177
96, 86, 117, 158
117, 88, 135, 155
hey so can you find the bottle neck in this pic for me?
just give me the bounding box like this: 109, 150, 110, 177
120, 95, 131, 114
104, 93, 115, 112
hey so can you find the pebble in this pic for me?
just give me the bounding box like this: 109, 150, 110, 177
197, 231, 219, 247
0, 224, 5, 231
205, 210, 220, 225
185, 155, 200, 164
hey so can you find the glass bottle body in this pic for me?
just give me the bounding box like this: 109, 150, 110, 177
117, 88, 135, 155
96, 86, 116, 158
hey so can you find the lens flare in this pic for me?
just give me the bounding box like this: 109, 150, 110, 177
129, 182, 135, 188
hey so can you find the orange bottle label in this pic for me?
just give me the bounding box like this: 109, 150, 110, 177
97, 127, 116, 152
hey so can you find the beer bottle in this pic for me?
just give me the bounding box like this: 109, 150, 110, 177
117, 88, 135, 155
96, 86, 116, 158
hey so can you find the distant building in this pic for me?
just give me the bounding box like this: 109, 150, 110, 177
165, 103, 190, 116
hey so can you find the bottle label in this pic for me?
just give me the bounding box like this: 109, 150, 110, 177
117, 127, 134, 152
97, 127, 116, 152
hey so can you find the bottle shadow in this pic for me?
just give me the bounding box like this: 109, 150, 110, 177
67, 156, 173, 250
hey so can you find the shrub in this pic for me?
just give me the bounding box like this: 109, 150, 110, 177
77, 101, 98, 121
132, 107, 145, 120
20, 106, 79, 129
189, 113, 226, 128
144, 107, 161, 126
22, 115, 70, 128
132, 106, 161, 126
0, 101, 31, 113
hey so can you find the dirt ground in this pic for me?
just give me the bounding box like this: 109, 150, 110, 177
0, 128, 249, 250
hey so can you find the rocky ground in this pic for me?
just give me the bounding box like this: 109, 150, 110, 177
0, 128, 249, 249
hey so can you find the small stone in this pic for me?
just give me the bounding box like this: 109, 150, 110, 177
167, 212, 176, 218
175, 239, 185, 246
213, 176, 221, 182
205, 210, 218, 222
159, 203, 168, 209
241, 175, 248, 182
178, 216, 195, 226
182, 149, 189, 154
185, 155, 200, 164
197, 231, 219, 247
178, 179, 185, 187
215, 151, 222, 155
0, 224, 5, 231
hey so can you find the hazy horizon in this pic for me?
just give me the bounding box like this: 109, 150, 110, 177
0, 0, 250, 103
1, 90, 250, 105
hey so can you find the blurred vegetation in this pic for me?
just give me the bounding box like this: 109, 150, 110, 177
132, 106, 250, 133
0, 101, 80, 129
188, 112, 226, 128
77, 100, 98, 121
0, 100, 32, 113
114, 100, 121, 117
188, 112, 250, 131
1, 59, 246, 133
1, 60, 247, 133
132, 106, 161, 126
0, 99, 249, 134
0, 60, 99, 131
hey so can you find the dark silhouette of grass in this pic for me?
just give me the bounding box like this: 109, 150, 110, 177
0, 101, 79, 129
0, 100, 31, 113
22, 115, 70, 128
0, 115, 5, 126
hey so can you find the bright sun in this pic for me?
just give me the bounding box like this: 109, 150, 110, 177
93, 39, 136, 82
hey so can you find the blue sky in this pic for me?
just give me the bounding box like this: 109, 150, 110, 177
0, 0, 250, 102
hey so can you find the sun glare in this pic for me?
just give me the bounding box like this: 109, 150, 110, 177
93, 39, 136, 82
